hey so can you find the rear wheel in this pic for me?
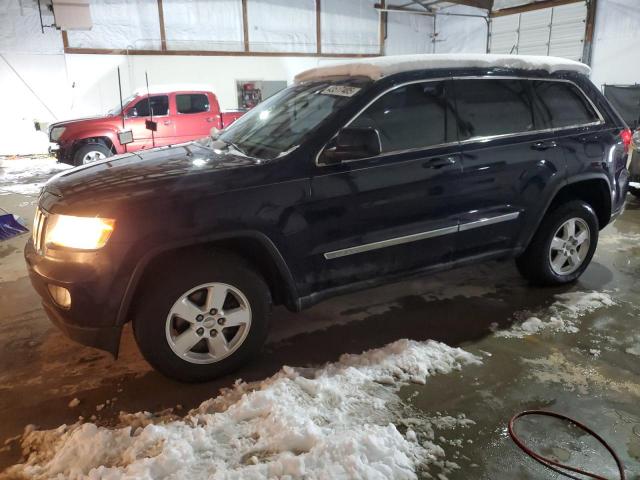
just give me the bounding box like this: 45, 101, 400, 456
72, 142, 112, 166
133, 252, 271, 382
516, 200, 598, 286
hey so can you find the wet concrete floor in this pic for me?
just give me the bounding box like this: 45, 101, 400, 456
1, 157, 639, 478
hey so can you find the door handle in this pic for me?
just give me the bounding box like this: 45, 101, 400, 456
427, 157, 457, 169
163, 120, 171, 125
532, 140, 557, 151
206, 117, 215, 123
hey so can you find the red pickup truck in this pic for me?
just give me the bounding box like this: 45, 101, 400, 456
49, 88, 246, 166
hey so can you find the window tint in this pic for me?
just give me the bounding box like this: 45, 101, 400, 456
349, 81, 454, 153
129, 95, 169, 117
176, 93, 210, 114
531, 81, 599, 129
454, 79, 534, 140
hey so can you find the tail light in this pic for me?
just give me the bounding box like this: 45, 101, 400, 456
621, 128, 632, 153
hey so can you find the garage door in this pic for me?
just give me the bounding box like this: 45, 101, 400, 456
489, 1, 587, 62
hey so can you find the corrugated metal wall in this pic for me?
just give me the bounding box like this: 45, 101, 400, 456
489, 1, 587, 61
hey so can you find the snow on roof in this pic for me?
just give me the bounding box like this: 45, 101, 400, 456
295, 53, 591, 83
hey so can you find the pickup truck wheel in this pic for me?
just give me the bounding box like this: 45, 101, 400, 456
516, 200, 598, 286
72, 143, 112, 166
133, 252, 271, 382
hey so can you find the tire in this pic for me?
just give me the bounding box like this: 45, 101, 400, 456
516, 200, 599, 286
133, 251, 271, 382
72, 142, 112, 166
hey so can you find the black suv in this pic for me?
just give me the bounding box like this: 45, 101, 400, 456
26, 55, 630, 382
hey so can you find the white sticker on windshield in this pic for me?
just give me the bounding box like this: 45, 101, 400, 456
320, 85, 361, 97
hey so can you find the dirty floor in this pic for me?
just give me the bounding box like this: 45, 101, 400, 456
1, 156, 639, 478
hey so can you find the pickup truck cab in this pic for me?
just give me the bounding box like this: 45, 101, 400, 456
49, 87, 245, 166
27, 54, 630, 382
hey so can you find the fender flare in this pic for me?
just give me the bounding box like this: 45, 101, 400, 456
70, 129, 121, 153
115, 230, 300, 325
517, 172, 612, 252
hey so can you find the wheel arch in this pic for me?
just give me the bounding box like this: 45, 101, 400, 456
519, 174, 612, 252
116, 231, 300, 326
71, 132, 119, 156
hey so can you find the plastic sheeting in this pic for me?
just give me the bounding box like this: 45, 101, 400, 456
0, 0, 63, 54
66, 0, 161, 50
163, 0, 244, 51
385, 12, 433, 55
321, 0, 379, 54
248, 0, 316, 53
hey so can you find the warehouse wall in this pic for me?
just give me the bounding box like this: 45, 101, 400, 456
589, 0, 640, 89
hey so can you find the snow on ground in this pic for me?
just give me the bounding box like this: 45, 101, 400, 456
496, 291, 616, 338
0, 156, 71, 196
5, 339, 481, 480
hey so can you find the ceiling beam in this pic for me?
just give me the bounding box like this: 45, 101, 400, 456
491, 0, 581, 17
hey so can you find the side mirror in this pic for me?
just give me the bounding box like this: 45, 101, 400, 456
126, 107, 138, 118
321, 127, 381, 164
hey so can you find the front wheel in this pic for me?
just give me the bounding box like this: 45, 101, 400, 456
72, 142, 112, 166
133, 252, 271, 382
516, 200, 599, 286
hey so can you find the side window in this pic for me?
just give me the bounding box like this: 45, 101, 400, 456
454, 79, 534, 140
531, 81, 600, 129
176, 94, 210, 114
129, 95, 169, 117
349, 81, 455, 153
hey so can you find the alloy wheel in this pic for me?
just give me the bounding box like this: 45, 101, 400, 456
82, 151, 107, 164
165, 282, 252, 364
548, 217, 591, 275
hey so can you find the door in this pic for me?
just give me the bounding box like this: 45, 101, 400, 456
174, 92, 218, 142
309, 80, 462, 292
124, 94, 175, 150
452, 78, 565, 258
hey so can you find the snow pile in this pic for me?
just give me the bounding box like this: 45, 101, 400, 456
0, 156, 70, 195
7, 339, 481, 480
497, 291, 615, 338
295, 53, 591, 83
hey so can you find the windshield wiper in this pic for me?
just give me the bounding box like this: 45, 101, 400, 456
224, 140, 249, 157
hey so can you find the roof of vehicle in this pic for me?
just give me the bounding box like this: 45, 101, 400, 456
294, 54, 591, 83
132, 84, 216, 96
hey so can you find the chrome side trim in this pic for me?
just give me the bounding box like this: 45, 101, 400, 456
458, 212, 520, 232
323, 211, 521, 259
315, 75, 606, 167
323, 224, 458, 260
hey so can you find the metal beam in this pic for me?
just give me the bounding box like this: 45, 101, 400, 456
157, 0, 167, 51
491, 0, 582, 17
582, 0, 597, 64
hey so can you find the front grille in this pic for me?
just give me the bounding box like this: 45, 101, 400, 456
32, 208, 48, 253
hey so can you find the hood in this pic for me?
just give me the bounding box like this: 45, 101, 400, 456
50, 115, 113, 130
42, 142, 264, 215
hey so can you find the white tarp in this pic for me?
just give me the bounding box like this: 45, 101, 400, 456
248, 0, 316, 53
163, 0, 244, 51
385, 12, 434, 56
321, 0, 380, 54
66, 0, 161, 50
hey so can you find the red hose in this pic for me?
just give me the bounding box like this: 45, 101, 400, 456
508, 410, 626, 480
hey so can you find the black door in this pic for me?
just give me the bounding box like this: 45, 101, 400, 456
308, 80, 462, 292
451, 78, 565, 259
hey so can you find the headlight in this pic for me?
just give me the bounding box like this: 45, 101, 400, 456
50, 126, 66, 142
45, 214, 116, 250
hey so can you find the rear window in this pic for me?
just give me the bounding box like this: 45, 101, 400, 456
454, 79, 534, 140
177, 93, 210, 114
531, 81, 600, 129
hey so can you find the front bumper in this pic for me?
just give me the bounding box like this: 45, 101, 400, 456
25, 239, 123, 356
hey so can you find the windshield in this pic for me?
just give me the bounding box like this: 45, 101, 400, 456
218, 78, 371, 160
106, 94, 137, 116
